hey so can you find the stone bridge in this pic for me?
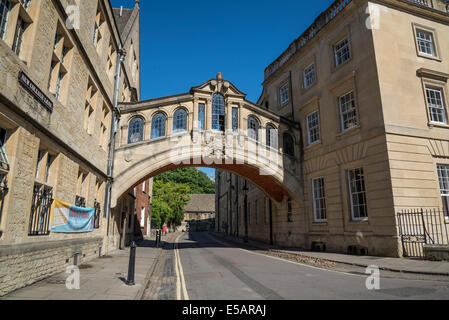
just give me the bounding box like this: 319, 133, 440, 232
110, 74, 302, 207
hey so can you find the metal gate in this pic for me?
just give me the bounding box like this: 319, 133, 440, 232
397, 209, 449, 258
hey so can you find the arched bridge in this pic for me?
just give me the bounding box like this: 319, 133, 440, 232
111, 74, 302, 208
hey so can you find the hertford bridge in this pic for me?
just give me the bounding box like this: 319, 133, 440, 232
110, 73, 302, 208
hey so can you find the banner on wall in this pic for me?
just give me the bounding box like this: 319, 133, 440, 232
51, 199, 95, 233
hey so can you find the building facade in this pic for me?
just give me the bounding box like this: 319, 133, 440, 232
0, 0, 141, 296
180, 194, 215, 232
217, 0, 449, 257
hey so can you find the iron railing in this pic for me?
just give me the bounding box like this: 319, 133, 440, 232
397, 208, 449, 258
94, 201, 101, 229
75, 195, 86, 208
0, 175, 8, 223
28, 184, 53, 236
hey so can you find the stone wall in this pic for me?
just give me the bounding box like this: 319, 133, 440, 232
0, 237, 103, 296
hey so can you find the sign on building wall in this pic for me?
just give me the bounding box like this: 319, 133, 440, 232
18, 71, 53, 112
51, 199, 95, 233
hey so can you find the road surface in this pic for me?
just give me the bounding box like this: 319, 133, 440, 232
143, 232, 449, 300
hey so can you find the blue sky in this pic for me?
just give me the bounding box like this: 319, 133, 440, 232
110, 0, 334, 179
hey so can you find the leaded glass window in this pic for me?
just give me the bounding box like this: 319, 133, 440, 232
0, 0, 11, 41
173, 109, 187, 133
232, 107, 238, 132
266, 125, 278, 148
151, 113, 166, 139
247, 116, 259, 141
198, 103, 205, 130
128, 117, 144, 144
212, 94, 225, 131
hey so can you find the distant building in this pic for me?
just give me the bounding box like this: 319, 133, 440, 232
180, 194, 215, 232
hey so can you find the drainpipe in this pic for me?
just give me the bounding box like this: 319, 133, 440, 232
229, 175, 232, 236
269, 199, 273, 245
105, 46, 127, 236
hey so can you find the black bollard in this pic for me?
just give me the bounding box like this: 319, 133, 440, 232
155, 230, 161, 248
159, 229, 162, 244
126, 241, 136, 286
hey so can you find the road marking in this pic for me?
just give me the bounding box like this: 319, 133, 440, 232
174, 236, 181, 300
208, 234, 367, 278
174, 234, 190, 300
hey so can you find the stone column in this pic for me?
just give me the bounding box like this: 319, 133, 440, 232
167, 116, 173, 136
121, 125, 128, 145
238, 103, 244, 132
206, 98, 212, 130
193, 99, 199, 130
226, 99, 232, 131
143, 121, 150, 141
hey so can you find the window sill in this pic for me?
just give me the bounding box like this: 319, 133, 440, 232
349, 217, 369, 223
305, 141, 321, 151
336, 125, 360, 139
428, 122, 449, 129
312, 220, 328, 225
331, 58, 352, 74
302, 81, 318, 94
417, 53, 442, 62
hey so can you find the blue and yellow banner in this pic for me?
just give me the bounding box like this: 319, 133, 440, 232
51, 199, 95, 233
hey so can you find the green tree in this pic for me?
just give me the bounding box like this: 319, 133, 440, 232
155, 168, 215, 194
152, 180, 191, 229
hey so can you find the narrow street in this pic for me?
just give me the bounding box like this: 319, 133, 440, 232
143, 232, 449, 300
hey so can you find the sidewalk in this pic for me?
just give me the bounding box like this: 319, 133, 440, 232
211, 232, 449, 276
0, 235, 172, 300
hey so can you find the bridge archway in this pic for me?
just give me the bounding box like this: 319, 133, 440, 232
111, 74, 302, 207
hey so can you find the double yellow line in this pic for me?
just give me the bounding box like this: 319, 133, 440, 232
174, 234, 189, 300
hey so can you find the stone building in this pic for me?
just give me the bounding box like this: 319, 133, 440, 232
0, 0, 141, 296
179, 194, 215, 232
216, 0, 449, 257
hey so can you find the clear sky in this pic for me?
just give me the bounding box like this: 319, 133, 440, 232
110, 0, 334, 180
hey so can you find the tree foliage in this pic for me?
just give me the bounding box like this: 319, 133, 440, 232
151, 180, 191, 229
154, 168, 215, 194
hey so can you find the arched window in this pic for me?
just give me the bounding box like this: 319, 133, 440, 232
128, 117, 144, 144
283, 132, 295, 157
247, 116, 259, 141
212, 93, 225, 131
151, 113, 166, 139
266, 125, 278, 148
173, 109, 187, 133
